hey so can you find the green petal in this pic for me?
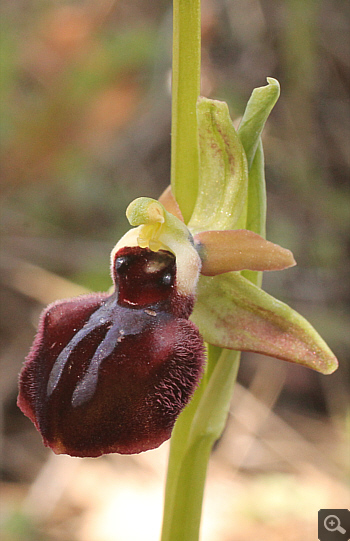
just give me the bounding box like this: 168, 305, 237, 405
188, 98, 248, 234
238, 77, 280, 168
191, 273, 338, 375
241, 139, 266, 286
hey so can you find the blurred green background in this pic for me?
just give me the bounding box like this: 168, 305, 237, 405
1, 1, 349, 540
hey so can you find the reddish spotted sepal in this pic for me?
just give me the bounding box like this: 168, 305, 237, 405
17, 246, 204, 457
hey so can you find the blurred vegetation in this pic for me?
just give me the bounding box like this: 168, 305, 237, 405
0, 1, 349, 540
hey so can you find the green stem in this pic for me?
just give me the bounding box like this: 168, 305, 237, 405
161, 3, 203, 536
160, 374, 207, 541
160, 350, 240, 541
171, 0, 201, 223
161, 2, 271, 540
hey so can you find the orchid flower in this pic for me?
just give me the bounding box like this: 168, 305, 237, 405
17, 82, 337, 459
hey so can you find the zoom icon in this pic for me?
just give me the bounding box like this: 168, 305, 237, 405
319, 509, 350, 540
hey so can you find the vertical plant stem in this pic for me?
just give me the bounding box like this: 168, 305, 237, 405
161, 2, 203, 535
162, 2, 271, 540
171, 0, 201, 223
161, 350, 240, 541
160, 375, 207, 541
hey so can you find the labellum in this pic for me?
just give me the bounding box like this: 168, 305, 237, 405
17, 197, 208, 457
18, 238, 204, 457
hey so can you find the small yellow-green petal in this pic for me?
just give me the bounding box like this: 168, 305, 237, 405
126, 197, 165, 227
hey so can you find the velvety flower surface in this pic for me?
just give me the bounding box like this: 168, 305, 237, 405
18, 245, 205, 457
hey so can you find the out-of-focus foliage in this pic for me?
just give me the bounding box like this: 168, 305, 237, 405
0, 1, 349, 540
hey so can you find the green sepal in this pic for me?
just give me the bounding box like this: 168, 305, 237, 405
188, 98, 248, 234
192, 272, 338, 375
241, 139, 266, 286
238, 78, 280, 280
238, 77, 280, 168
244, 138, 266, 237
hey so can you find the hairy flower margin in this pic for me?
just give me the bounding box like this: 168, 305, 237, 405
17, 79, 338, 458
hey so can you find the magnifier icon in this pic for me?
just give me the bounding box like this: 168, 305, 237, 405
324, 515, 346, 534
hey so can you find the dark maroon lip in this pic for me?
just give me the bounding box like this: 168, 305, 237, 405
17, 245, 205, 457
46, 293, 174, 405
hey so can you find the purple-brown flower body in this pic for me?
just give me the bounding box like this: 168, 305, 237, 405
18, 193, 337, 458
18, 245, 205, 457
